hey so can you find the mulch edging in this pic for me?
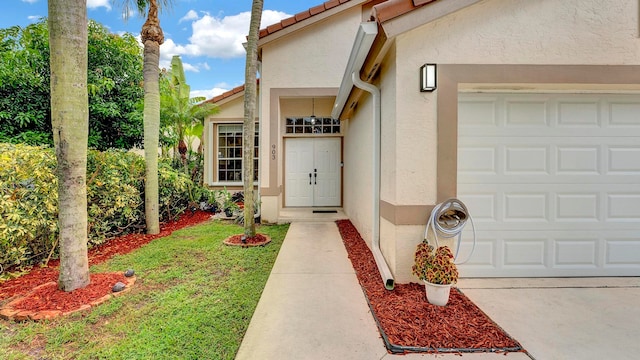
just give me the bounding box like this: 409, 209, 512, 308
335, 219, 525, 355
223, 234, 271, 247
0, 274, 136, 322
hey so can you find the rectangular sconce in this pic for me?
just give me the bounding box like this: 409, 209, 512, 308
420, 63, 437, 92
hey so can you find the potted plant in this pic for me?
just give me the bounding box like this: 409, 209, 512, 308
214, 187, 239, 218
412, 242, 458, 306
223, 199, 240, 218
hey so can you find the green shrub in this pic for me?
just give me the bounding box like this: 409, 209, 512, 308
0, 143, 58, 270
86, 149, 146, 245
0, 143, 206, 273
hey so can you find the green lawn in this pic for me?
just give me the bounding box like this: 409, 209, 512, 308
0, 220, 289, 360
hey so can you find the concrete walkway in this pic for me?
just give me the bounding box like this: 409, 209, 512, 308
236, 221, 640, 360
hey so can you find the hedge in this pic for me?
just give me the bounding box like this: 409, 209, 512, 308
0, 143, 206, 273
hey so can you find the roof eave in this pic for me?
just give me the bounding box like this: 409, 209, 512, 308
258, 0, 370, 48
333, 0, 483, 119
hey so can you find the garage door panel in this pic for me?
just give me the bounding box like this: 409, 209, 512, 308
607, 194, 640, 220
458, 92, 640, 277
606, 239, 640, 266
503, 239, 546, 267
608, 147, 640, 173
557, 101, 600, 127
505, 100, 548, 127
461, 184, 640, 229
460, 231, 640, 275
554, 239, 599, 267
504, 193, 548, 222
610, 102, 640, 126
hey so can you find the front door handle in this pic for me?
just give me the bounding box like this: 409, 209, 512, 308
309, 173, 312, 185
314, 172, 317, 185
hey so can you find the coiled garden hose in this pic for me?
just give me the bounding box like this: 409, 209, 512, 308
424, 198, 476, 264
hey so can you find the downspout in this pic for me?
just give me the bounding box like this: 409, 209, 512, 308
332, 22, 394, 290
351, 72, 395, 291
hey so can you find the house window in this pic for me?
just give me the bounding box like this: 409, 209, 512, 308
217, 124, 259, 182
285, 117, 340, 134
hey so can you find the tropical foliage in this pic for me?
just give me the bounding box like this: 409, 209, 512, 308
0, 143, 211, 275
160, 55, 217, 183
0, 19, 144, 150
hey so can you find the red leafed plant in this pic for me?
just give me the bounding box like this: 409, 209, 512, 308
412, 243, 458, 285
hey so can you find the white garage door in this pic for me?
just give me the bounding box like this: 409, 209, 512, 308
457, 92, 640, 277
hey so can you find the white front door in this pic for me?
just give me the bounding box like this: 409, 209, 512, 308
285, 138, 341, 207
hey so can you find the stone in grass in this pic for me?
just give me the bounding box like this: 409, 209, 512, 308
124, 269, 135, 277
112, 282, 126, 293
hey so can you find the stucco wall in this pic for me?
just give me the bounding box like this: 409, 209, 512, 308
382, 0, 640, 282
259, 6, 364, 221
393, 0, 640, 202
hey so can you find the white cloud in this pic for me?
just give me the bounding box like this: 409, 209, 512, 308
191, 87, 229, 101
183, 9, 290, 59
21, 0, 38, 4
179, 10, 199, 23
87, 0, 111, 11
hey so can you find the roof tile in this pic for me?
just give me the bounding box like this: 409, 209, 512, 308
372, 0, 436, 23
294, 10, 312, 22
325, 0, 341, 9
266, 22, 283, 34
281, 16, 297, 27
309, 4, 326, 16
259, 0, 356, 39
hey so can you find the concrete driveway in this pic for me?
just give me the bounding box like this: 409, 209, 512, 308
457, 277, 640, 360
236, 220, 640, 360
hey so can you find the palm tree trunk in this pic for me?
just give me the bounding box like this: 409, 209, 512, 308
49, 0, 90, 291
243, 0, 263, 238
141, 0, 164, 235
143, 40, 161, 234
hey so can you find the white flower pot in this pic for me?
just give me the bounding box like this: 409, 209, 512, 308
424, 281, 452, 306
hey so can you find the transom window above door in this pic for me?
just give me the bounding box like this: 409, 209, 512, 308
285, 117, 340, 134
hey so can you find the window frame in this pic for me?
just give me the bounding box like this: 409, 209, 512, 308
215, 123, 259, 184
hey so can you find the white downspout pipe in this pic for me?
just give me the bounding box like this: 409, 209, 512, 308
351, 72, 395, 290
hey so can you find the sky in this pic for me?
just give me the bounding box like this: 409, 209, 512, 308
1, 0, 323, 100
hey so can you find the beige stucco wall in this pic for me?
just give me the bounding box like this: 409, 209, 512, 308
259, 6, 365, 222
349, 0, 640, 283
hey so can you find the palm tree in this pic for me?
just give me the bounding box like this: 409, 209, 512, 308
49, 0, 90, 291
160, 55, 218, 178
242, 0, 263, 238
114, 0, 173, 234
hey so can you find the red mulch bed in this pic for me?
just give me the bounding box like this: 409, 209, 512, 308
336, 219, 524, 355
223, 234, 271, 247
15, 273, 127, 313
0, 211, 212, 308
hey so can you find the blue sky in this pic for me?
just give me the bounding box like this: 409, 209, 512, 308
1, 0, 323, 100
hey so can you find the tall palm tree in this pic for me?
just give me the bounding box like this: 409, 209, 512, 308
115, 0, 172, 234
242, 0, 263, 238
49, 0, 90, 291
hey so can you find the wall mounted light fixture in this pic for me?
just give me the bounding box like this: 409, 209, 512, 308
420, 63, 437, 92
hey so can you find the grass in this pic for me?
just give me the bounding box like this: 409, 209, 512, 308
0, 220, 290, 360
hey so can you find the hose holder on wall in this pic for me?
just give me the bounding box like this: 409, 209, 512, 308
424, 198, 476, 265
